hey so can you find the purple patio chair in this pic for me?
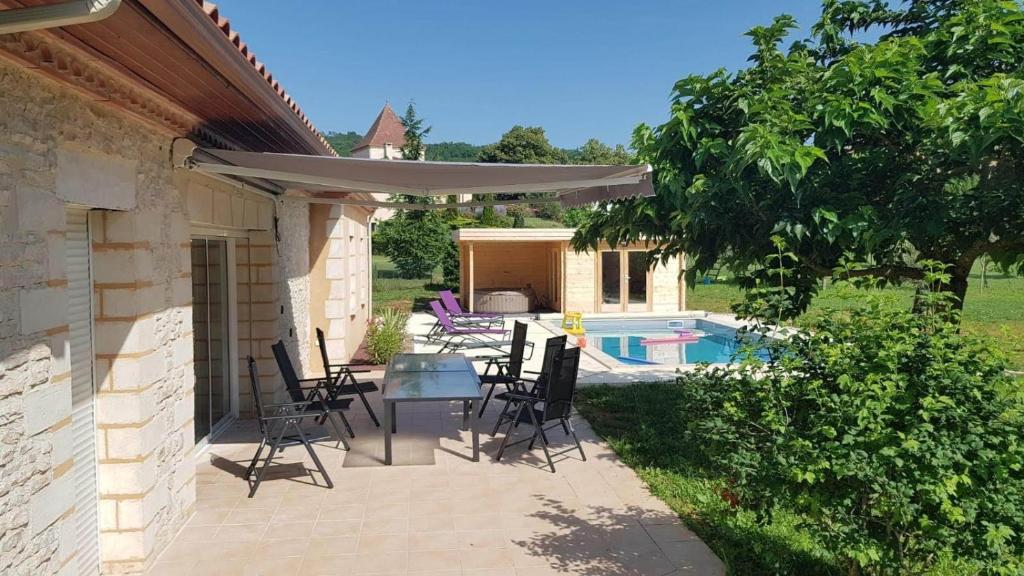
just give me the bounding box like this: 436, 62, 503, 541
429, 300, 509, 352
439, 289, 502, 320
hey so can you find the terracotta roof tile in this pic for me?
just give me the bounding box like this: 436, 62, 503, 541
192, 0, 335, 155
353, 103, 406, 151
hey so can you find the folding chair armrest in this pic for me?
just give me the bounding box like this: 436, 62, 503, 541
297, 377, 328, 383
259, 412, 323, 422
505, 393, 542, 403
523, 341, 536, 360
329, 363, 372, 371
264, 401, 312, 409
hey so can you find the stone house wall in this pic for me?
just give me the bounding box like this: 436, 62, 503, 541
1, 60, 196, 575
0, 57, 361, 575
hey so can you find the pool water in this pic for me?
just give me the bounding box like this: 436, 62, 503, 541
582, 318, 766, 365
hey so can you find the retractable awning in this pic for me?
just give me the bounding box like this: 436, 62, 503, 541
181, 147, 654, 209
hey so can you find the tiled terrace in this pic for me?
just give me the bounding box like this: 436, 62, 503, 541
150, 318, 724, 575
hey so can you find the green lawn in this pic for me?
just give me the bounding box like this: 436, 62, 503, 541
523, 216, 567, 228
372, 255, 450, 314
688, 264, 1024, 370
576, 383, 989, 575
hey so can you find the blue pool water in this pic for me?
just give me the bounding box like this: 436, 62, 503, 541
581, 318, 766, 365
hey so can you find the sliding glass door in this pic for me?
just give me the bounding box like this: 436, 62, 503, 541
191, 238, 232, 443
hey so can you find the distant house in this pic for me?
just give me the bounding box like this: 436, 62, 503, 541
350, 103, 412, 161
351, 103, 411, 221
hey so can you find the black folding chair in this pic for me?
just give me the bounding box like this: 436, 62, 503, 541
271, 341, 354, 448
244, 357, 333, 498
476, 321, 528, 417
315, 327, 381, 429
495, 346, 585, 473
490, 335, 567, 436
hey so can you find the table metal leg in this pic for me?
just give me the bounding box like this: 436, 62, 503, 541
471, 400, 480, 462
384, 399, 392, 466
462, 400, 470, 432
391, 401, 397, 434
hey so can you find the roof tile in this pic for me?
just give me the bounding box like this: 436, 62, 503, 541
353, 103, 406, 151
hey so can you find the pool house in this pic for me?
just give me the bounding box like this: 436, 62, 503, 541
453, 228, 688, 314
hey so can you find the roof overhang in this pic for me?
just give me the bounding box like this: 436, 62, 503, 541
180, 146, 655, 209
453, 228, 577, 242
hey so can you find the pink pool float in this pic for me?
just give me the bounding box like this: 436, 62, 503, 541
640, 335, 699, 346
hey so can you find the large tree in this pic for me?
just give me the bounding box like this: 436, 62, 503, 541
477, 125, 567, 164
399, 102, 431, 161
573, 0, 1024, 314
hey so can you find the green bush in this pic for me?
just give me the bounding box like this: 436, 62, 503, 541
477, 206, 512, 227
679, 296, 1024, 574
441, 239, 460, 288
365, 307, 409, 364
373, 211, 450, 279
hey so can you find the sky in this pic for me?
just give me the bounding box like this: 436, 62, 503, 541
212, 1, 827, 149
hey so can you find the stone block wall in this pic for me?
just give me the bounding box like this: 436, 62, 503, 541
0, 61, 194, 575
1, 57, 367, 575
308, 204, 372, 371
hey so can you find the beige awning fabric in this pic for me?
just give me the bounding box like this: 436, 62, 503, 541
182, 147, 653, 209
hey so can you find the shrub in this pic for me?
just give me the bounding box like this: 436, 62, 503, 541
365, 307, 409, 364
441, 239, 460, 288
535, 201, 562, 222
562, 207, 594, 228
508, 205, 527, 228
373, 211, 450, 279
679, 296, 1024, 574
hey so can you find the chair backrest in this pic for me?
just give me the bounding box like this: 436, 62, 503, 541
542, 346, 581, 422
429, 300, 456, 330
439, 290, 465, 315
507, 321, 529, 378
271, 341, 306, 404
534, 335, 567, 395
315, 327, 334, 383
246, 356, 268, 436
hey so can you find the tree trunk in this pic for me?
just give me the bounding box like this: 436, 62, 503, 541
948, 270, 968, 312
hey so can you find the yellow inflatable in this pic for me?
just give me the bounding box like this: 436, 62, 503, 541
561, 311, 585, 336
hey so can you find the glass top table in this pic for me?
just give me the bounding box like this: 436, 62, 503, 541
382, 353, 482, 465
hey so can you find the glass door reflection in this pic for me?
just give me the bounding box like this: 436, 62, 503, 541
626, 251, 649, 311
600, 251, 621, 312
191, 238, 232, 443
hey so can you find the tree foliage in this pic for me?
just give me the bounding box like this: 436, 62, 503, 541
426, 141, 484, 162
323, 130, 362, 156
477, 125, 568, 164
373, 211, 450, 279
399, 102, 431, 161
679, 279, 1024, 574
573, 0, 1024, 313
569, 138, 632, 165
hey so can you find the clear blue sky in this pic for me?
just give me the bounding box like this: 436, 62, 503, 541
213, 1, 826, 149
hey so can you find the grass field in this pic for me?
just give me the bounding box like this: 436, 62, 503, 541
688, 264, 1024, 369
371, 255, 449, 314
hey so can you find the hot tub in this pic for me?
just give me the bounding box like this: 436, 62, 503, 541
473, 288, 536, 314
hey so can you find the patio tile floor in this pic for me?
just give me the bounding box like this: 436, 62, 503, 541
150, 387, 724, 575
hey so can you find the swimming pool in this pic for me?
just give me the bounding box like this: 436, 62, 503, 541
579, 318, 765, 366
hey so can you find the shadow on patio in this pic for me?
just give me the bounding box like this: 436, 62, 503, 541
148, 384, 724, 575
